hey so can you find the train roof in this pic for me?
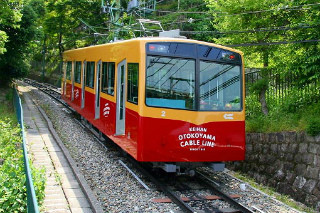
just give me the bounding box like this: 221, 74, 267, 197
63, 37, 243, 55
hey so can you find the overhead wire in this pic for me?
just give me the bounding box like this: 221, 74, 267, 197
213, 2, 320, 17
56, 1, 320, 48
158, 2, 319, 39
226, 39, 320, 47
179, 23, 320, 35
155, 2, 320, 16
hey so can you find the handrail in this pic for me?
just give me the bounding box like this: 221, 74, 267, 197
13, 87, 40, 213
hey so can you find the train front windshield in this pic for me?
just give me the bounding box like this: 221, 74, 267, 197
146, 42, 242, 111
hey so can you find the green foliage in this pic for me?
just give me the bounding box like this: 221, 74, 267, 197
0, 89, 16, 122
0, 88, 46, 212
0, 0, 23, 54
33, 0, 108, 80
150, 0, 214, 41
306, 117, 320, 136
245, 94, 262, 119
246, 82, 320, 134
208, 0, 319, 132
0, 0, 43, 86
207, 0, 319, 80
0, 31, 8, 55
249, 78, 269, 95
0, 119, 27, 212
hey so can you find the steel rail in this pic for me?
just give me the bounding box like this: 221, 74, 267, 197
24, 79, 71, 110
196, 171, 254, 213
125, 157, 197, 213
22, 79, 104, 213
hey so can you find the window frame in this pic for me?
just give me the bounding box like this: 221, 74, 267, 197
127, 63, 139, 105
74, 61, 82, 84
101, 62, 115, 96
145, 43, 243, 112
145, 54, 197, 111
85, 61, 95, 88
66, 61, 72, 80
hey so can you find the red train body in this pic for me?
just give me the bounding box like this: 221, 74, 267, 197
62, 38, 245, 172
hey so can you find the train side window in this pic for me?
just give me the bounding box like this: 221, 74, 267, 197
66, 61, 72, 80
85, 61, 95, 88
101, 62, 115, 96
127, 63, 139, 104
74, 61, 81, 84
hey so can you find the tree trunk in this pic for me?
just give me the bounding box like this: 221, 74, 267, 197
260, 50, 269, 115
259, 88, 268, 115
58, 32, 64, 60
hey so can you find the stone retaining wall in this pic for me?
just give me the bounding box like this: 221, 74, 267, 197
228, 132, 320, 209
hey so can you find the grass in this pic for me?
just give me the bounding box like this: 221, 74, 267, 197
245, 93, 320, 134
230, 171, 316, 213
0, 88, 17, 122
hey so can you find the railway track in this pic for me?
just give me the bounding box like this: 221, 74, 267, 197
24, 78, 254, 213
24, 78, 71, 109
127, 156, 254, 213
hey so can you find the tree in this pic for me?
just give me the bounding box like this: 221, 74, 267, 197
40, 0, 107, 80
149, 0, 214, 41
272, 1, 320, 87
0, 0, 23, 54
0, 0, 42, 86
206, 0, 320, 115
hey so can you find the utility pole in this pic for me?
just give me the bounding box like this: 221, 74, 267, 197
114, 0, 121, 40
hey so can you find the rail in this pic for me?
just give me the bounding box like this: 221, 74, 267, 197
23, 79, 104, 213
196, 171, 254, 213
13, 87, 40, 213
125, 157, 196, 213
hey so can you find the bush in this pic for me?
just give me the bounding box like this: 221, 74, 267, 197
306, 117, 320, 136
0, 119, 27, 212
245, 95, 262, 119
246, 115, 266, 132
0, 89, 46, 212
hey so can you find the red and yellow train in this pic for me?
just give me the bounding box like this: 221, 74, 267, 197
62, 37, 245, 173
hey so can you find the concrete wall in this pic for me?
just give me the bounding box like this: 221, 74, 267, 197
228, 132, 320, 209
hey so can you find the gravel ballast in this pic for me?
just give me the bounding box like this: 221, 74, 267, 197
25, 83, 307, 213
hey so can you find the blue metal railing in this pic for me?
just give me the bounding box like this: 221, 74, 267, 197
13, 87, 40, 213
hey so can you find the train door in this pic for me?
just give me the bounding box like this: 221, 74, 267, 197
71, 61, 74, 101
63, 62, 67, 97
95, 60, 102, 119
116, 59, 126, 135
81, 60, 86, 108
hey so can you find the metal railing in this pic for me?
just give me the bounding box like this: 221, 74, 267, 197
245, 69, 320, 104
13, 87, 40, 213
